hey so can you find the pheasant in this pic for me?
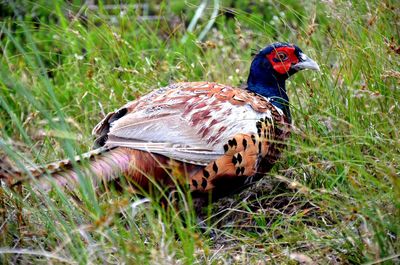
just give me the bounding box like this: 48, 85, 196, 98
0, 42, 319, 200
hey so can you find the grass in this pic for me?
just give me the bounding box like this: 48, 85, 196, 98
0, 0, 399, 263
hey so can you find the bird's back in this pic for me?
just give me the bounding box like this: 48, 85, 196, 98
93, 82, 290, 165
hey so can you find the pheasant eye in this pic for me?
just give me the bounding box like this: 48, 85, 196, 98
276, 52, 288, 61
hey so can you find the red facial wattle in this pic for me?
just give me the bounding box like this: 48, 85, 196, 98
266, 46, 299, 75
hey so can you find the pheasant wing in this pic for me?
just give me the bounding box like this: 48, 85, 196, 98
93, 82, 282, 165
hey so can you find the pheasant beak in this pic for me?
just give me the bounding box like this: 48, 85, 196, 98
292, 52, 320, 71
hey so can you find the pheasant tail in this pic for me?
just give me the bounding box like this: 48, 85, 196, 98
0, 147, 135, 191
0, 155, 23, 186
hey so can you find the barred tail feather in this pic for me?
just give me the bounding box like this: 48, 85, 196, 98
0, 155, 23, 186
39, 147, 134, 191
1, 147, 133, 192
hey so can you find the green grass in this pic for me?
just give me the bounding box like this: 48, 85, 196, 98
1, 0, 399, 263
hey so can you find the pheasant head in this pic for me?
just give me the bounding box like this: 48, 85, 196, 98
247, 42, 320, 121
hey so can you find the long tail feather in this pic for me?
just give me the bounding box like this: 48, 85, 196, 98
0, 154, 23, 186
0, 147, 133, 191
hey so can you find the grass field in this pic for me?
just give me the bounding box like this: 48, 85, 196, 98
0, 0, 399, 264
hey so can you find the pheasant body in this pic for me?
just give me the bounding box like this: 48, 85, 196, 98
91, 82, 291, 194
94, 82, 288, 163
1, 42, 319, 198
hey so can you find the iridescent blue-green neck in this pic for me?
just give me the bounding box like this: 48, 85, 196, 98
247, 55, 291, 122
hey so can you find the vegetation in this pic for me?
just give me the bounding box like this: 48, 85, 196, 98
0, 0, 399, 263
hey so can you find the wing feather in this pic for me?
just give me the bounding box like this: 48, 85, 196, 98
94, 82, 284, 164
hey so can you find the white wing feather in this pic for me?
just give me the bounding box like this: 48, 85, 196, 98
94, 83, 279, 164
105, 101, 266, 164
